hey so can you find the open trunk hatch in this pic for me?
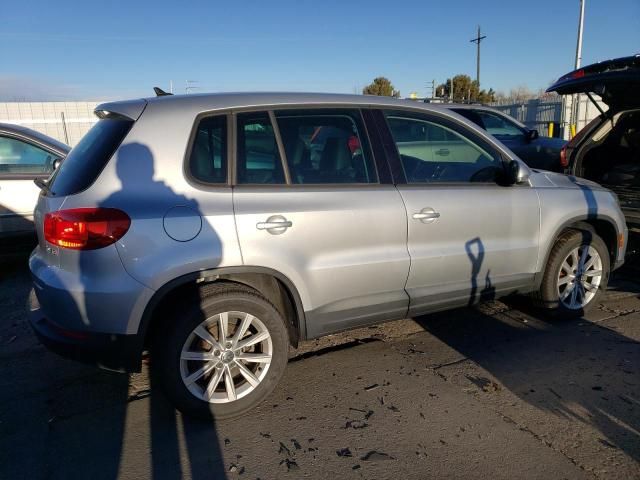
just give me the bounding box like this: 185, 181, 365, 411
547, 55, 640, 111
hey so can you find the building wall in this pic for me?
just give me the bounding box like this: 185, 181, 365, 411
0, 102, 101, 146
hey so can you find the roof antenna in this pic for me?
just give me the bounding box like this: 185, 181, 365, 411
153, 87, 173, 97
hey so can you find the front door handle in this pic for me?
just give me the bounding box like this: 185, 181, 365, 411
435, 148, 450, 156
412, 208, 440, 224
256, 215, 292, 234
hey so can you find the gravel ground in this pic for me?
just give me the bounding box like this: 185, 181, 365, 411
0, 253, 638, 480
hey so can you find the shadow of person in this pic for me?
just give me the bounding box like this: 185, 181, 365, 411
466, 237, 494, 306
93, 142, 227, 479
414, 229, 639, 466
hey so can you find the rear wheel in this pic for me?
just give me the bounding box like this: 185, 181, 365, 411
154, 284, 289, 419
537, 229, 609, 317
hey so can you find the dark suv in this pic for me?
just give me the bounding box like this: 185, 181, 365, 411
548, 54, 640, 235
449, 105, 567, 172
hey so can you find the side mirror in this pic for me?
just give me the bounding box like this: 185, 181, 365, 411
507, 160, 530, 185
527, 129, 539, 141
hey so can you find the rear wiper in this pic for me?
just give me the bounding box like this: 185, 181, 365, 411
34, 178, 52, 195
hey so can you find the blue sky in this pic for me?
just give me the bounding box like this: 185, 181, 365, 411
1, 0, 638, 101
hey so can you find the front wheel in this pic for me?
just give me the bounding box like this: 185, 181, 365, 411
537, 229, 610, 317
153, 284, 290, 419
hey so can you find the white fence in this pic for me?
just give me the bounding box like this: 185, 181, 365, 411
0, 96, 608, 147
490, 95, 606, 140
0, 102, 101, 146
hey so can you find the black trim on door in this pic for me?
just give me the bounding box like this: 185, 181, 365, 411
369, 109, 406, 184
361, 109, 393, 184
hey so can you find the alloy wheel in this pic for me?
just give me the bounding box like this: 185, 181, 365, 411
557, 245, 603, 310
179, 311, 273, 403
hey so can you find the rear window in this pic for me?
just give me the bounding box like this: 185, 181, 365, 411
49, 118, 133, 196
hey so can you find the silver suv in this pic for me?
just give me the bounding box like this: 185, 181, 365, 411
29, 93, 628, 418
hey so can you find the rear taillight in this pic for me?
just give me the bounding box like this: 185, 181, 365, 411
44, 208, 130, 250
559, 146, 568, 168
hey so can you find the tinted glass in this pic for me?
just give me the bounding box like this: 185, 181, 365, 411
0, 136, 61, 175
386, 115, 503, 183
237, 112, 285, 184
189, 115, 227, 183
476, 111, 525, 138
49, 118, 133, 196
276, 110, 377, 184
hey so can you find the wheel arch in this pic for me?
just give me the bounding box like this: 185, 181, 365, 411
536, 214, 620, 288
139, 266, 307, 358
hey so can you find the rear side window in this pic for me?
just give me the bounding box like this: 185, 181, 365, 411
276, 110, 377, 184
49, 118, 133, 196
236, 112, 285, 184
189, 115, 228, 183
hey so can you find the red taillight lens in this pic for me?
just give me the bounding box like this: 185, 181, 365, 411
559, 146, 568, 168
44, 208, 130, 250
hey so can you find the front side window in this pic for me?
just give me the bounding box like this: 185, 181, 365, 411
475, 111, 525, 139
276, 110, 377, 184
385, 114, 503, 183
236, 112, 285, 184
189, 115, 227, 184
0, 136, 61, 176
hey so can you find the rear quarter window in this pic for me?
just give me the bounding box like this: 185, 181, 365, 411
49, 118, 133, 196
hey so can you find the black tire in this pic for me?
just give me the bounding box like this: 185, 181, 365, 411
153, 283, 289, 419
535, 228, 610, 318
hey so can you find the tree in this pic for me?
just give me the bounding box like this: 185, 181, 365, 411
477, 88, 496, 103
435, 75, 496, 103
437, 75, 473, 102
507, 85, 535, 103
362, 77, 400, 97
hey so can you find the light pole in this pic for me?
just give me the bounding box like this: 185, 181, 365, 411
575, 0, 585, 69
571, 0, 586, 137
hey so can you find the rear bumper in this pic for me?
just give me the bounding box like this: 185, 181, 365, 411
28, 290, 143, 372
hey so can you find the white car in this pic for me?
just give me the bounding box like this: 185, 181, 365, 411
0, 123, 69, 239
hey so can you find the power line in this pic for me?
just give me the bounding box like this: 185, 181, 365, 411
470, 25, 487, 88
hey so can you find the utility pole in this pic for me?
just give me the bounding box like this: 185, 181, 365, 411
470, 25, 487, 88
426, 79, 435, 99
450, 78, 454, 103
185, 80, 200, 94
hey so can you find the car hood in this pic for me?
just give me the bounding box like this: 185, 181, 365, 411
547, 54, 640, 112
529, 169, 606, 190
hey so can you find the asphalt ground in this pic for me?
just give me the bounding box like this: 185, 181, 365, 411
1, 252, 638, 480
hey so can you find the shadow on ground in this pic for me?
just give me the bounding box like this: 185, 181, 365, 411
414, 271, 640, 464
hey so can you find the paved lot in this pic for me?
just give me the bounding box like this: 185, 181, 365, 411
1, 253, 639, 480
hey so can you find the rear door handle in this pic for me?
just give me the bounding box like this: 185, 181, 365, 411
412, 208, 440, 224
256, 215, 292, 234
257, 220, 292, 229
